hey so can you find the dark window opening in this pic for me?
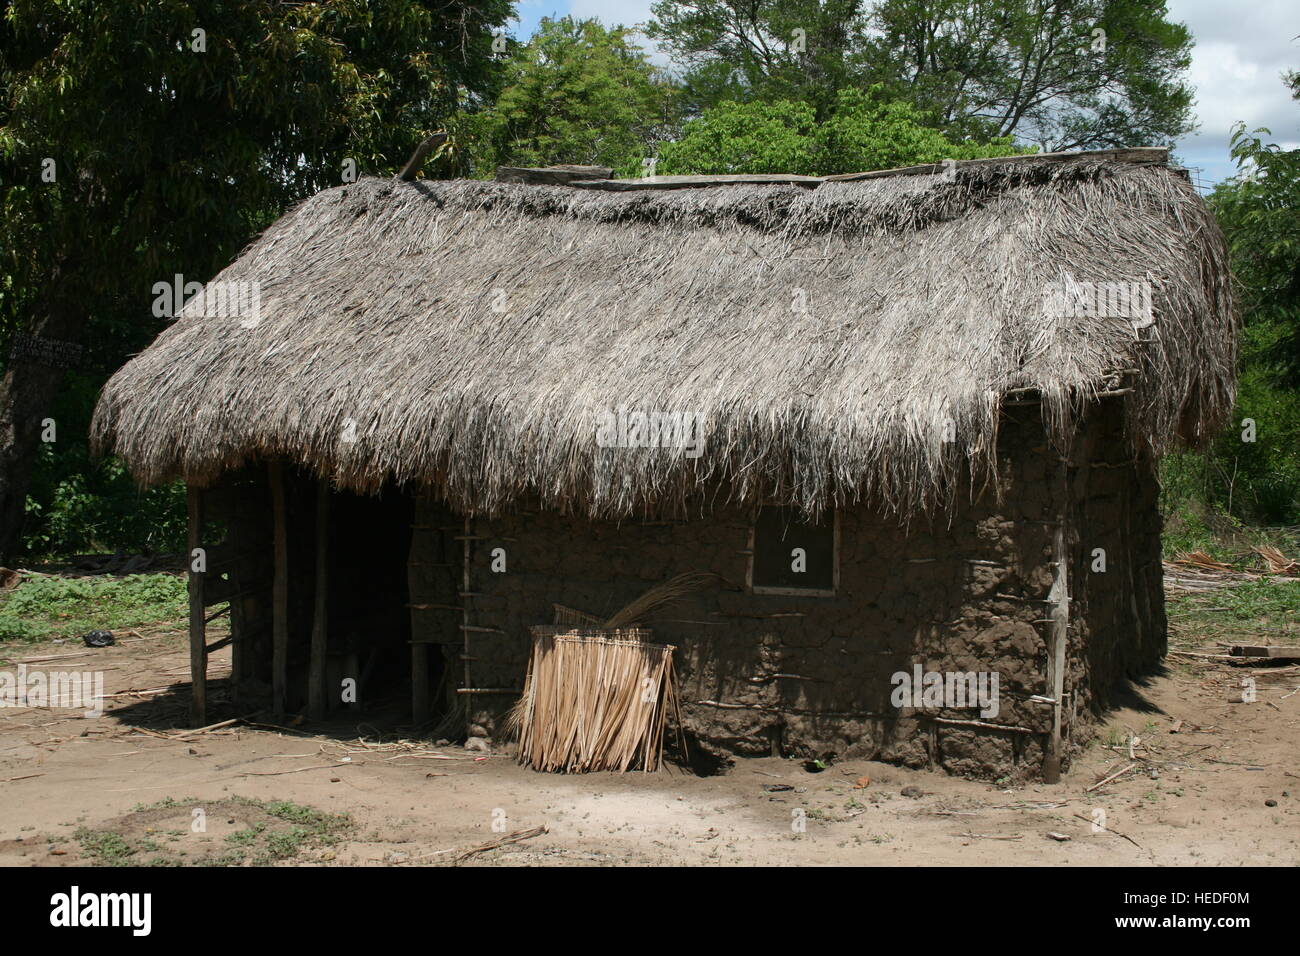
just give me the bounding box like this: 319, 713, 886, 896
750, 506, 836, 594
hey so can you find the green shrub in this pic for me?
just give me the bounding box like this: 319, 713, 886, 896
0, 573, 188, 645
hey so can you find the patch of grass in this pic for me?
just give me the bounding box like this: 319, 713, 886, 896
74, 828, 139, 866
0, 572, 188, 645
1167, 577, 1300, 646
75, 796, 351, 867
1212, 579, 1300, 623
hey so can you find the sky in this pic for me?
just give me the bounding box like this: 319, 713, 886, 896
506, 0, 1299, 190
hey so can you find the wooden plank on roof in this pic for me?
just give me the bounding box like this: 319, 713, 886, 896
496, 165, 613, 185
569, 173, 824, 191
824, 147, 1170, 183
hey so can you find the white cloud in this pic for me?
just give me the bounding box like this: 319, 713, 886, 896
569, 0, 656, 27
1167, 0, 1299, 183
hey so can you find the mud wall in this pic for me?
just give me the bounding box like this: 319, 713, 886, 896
448, 404, 1164, 779
208, 401, 1166, 778
1066, 400, 1167, 734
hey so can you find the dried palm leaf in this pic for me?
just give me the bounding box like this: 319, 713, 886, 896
1253, 545, 1300, 576
604, 571, 715, 628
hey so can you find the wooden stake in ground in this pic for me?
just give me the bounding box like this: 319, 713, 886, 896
308, 479, 329, 720
270, 462, 288, 716
1043, 458, 1070, 784
187, 486, 206, 727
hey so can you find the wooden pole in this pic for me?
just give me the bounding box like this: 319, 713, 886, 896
308, 479, 329, 720
1043, 458, 1070, 783
270, 462, 288, 717
187, 487, 206, 726
462, 514, 473, 738
409, 500, 431, 727
411, 643, 430, 726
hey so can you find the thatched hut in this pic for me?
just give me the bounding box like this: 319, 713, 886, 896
92, 147, 1236, 779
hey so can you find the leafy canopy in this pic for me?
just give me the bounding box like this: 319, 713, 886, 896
469, 16, 679, 176
648, 0, 1196, 150
658, 88, 1028, 176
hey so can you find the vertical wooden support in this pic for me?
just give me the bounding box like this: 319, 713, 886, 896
228, 566, 244, 703
1043, 458, 1071, 783
411, 643, 431, 726
270, 462, 288, 717
187, 487, 206, 727
308, 479, 329, 720
461, 514, 473, 737
410, 499, 431, 727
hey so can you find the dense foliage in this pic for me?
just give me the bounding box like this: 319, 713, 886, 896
658, 88, 1026, 175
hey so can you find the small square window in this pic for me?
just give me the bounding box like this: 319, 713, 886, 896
749, 506, 838, 595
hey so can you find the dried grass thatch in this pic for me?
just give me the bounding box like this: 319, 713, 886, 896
92, 153, 1236, 518
509, 627, 679, 773
604, 571, 715, 628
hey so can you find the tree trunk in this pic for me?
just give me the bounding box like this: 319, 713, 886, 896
0, 286, 84, 564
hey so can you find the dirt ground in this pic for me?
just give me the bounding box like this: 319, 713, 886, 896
1, 625, 1297, 867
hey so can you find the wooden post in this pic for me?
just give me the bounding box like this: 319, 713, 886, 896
308, 479, 329, 720
1043, 459, 1070, 783
270, 463, 288, 717
412, 642, 431, 727
228, 565, 244, 703
462, 514, 473, 737
187, 487, 206, 726
409, 499, 431, 727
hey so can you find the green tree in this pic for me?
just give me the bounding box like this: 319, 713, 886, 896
646, 0, 870, 121
657, 88, 1026, 176
0, 0, 514, 561
1213, 118, 1300, 388
471, 16, 680, 176
865, 0, 1196, 149
647, 0, 1196, 149
1182, 78, 1300, 525
656, 99, 819, 175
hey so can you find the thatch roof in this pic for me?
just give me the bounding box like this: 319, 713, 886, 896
92, 150, 1236, 518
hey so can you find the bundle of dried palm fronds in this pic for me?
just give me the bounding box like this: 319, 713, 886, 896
1172, 550, 1234, 572
510, 626, 680, 773
1253, 545, 1300, 576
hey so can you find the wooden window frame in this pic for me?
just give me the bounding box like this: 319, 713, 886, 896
746, 508, 840, 597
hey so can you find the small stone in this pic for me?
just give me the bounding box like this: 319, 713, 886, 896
1265, 799, 1278, 807
1046, 832, 1071, 842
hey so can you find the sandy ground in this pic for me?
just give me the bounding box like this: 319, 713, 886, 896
1, 627, 1297, 867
